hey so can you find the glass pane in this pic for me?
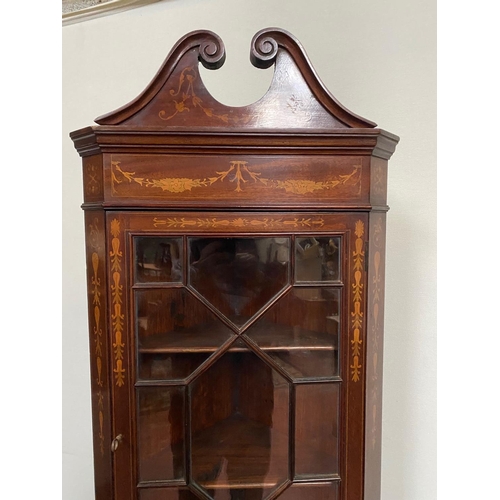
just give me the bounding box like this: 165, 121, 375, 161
295, 237, 341, 282
295, 384, 340, 477
136, 289, 233, 380
137, 387, 185, 482
247, 288, 340, 379
278, 482, 339, 500
139, 488, 199, 500
190, 339, 290, 498
138, 353, 212, 381
189, 237, 290, 328
135, 237, 183, 283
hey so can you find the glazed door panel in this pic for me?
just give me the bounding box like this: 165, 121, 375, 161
108, 211, 368, 500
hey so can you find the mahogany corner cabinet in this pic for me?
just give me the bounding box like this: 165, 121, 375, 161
70, 28, 399, 500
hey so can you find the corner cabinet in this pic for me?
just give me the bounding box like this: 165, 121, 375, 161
70, 29, 399, 500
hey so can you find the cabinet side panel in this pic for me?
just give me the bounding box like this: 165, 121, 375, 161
363, 212, 387, 500
83, 155, 104, 204
369, 158, 388, 208
84, 210, 113, 499
343, 215, 369, 500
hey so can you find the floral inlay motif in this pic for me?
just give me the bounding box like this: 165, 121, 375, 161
152, 216, 325, 229
85, 164, 101, 196
88, 217, 105, 455
110, 219, 125, 387
370, 217, 383, 448
112, 162, 207, 194
208, 161, 267, 192
158, 66, 250, 124
91, 251, 103, 387
287, 94, 313, 121
372, 163, 385, 198
351, 220, 365, 382
111, 160, 361, 195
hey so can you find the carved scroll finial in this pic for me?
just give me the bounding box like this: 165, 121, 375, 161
250, 30, 279, 69
199, 32, 226, 69
95, 30, 226, 125
249, 28, 377, 128
95, 28, 377, 128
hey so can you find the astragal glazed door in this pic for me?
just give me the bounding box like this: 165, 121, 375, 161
107, 211, 368, 500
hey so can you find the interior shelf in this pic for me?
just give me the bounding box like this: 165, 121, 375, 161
138, 319, 339, 354
248, 321, 338, 352
138, 324, 230, 353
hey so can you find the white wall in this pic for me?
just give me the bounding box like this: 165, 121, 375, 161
62, 1, 436, 499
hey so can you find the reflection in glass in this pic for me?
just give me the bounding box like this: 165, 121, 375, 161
190, 339, 289, 499
139, 488, 199, 500
138, 352, 212, 381
137, 387, 185, 482
136, 289, 233, 380
247, 288, 340, 379
295, 384, 340, 477
189, 237, 290, 327
295, 237, 341, 282
135, 237, 183, 283
279, 482, 339, 500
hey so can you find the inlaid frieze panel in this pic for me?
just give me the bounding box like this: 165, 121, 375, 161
104, 154, 367, 207
122, 211, 351, 234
